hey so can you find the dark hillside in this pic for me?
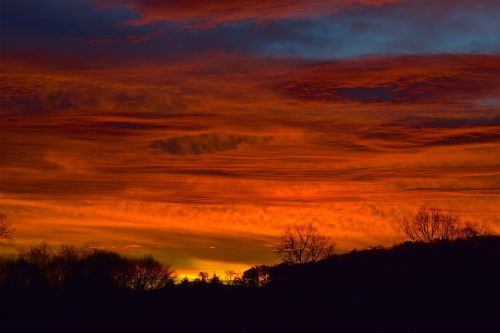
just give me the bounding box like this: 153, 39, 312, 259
1, 236, 499, 333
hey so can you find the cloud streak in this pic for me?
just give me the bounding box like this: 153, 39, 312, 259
96, 0, 399, 27
152, 133, 273, 155
275, 55, 500, 105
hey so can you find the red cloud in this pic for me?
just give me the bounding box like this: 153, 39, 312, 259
275, 55, 500, 105
95, 0, 400, 27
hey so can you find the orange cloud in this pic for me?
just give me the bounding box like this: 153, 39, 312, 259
1, 53, 499, 276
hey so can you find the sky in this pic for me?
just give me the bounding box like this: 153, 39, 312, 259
1, 0, 499, 277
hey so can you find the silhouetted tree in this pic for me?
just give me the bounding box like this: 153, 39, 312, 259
124, 254, 175, 290
0, 213, 14, 244
242, 265, 270, 287
459, 220, 490, 239
0, 243, 179, 292
179, 276, 191, 287
232, 275, 243, 286
225, 270, 239, 284
210, 273, 222, 285
277, 223, 335, 264
399, 206, 486, 243
26, 242, 51, 263
4, 243, 55, 288
82, 249, 128, 288
199, 271, 209, 281
194, 271, 209, 284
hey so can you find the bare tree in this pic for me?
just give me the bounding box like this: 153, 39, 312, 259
125, 254, 175, 290
225, 270, 239, 284
195, 271, 209, 283
277, 223, 335, 264
399, 206, 486, 243
0, 212, 15, 244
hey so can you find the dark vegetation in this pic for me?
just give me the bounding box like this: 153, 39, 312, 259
0, 208, 498, 333
0, 212, 14, 244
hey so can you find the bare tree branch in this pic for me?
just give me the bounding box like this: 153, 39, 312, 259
399, 206, 488, 243
277, 223, 335, 264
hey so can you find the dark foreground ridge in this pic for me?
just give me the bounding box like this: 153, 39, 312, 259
1, 236, 499, 333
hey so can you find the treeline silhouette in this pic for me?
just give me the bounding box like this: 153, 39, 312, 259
1, 236, 499, 333
0, 243, 174, 291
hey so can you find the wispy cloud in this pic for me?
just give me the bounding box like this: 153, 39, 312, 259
95, 0, 398, 27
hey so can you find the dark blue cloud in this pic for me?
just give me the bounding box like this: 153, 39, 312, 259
1, 0, 499, 62
152, 133, 273, 155
259, 1, 500, 59
1, 0, 135, 44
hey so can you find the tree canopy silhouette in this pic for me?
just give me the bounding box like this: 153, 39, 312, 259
399, 206, 486, 243
0, 243, 175, 290
123, 254, 175, 290
277, 223, 334, 264
242, 265, 270, 286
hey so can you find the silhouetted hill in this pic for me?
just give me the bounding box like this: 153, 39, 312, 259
1, 236, 499, 333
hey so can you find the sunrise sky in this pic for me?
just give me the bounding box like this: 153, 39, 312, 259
1, 0, 499, 277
